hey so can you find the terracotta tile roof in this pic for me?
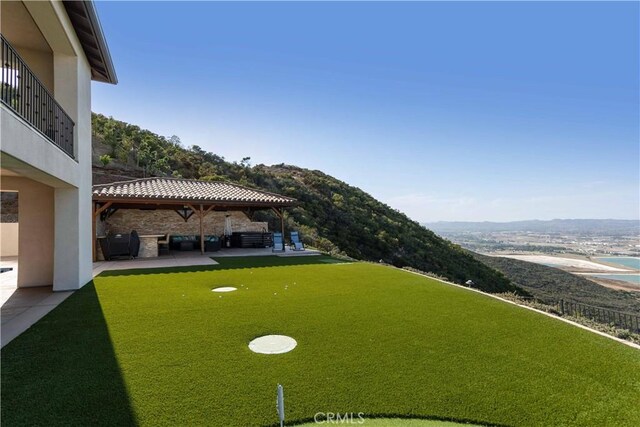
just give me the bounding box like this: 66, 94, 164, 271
92, 178, 297, 206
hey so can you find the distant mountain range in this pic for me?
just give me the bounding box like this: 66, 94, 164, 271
424, 219, 640, 236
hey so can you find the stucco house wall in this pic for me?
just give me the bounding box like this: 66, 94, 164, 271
0, 192, 19, 257
0, 0, 112, 290
0, 176, 54, 287
0, 224, 19, 257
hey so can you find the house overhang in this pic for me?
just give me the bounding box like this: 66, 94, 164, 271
62, 0, 117, 84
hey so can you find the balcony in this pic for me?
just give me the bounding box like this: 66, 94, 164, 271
1, 34, 74, 159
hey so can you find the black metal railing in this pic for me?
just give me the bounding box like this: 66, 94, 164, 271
558, 299, 640, 333
1, 34, 75, 158
517, 294, 640, 333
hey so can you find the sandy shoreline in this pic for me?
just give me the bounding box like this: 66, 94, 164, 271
496, 254, 631, 272
585, 276, 640, 292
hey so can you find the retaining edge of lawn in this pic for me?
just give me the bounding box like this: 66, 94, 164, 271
396, 265, 640, 351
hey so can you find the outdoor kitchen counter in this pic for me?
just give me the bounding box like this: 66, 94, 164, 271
138, 234, 164, 258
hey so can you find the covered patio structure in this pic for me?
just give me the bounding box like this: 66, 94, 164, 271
92, 178, 297, 261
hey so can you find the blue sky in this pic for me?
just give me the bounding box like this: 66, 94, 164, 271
93, 1, 639, 222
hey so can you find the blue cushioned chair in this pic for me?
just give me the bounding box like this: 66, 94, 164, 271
290, 231, 305, 251
272, 232, 285, 252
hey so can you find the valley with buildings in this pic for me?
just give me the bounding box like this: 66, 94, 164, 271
426, 219, 639, 256
427, 219, 640, 292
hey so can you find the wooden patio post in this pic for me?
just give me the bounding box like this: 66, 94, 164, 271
280, 211, 285, 251
92, 201, 113, 262
92, 202, 97, 262
186, 203, 213, 254
199, 204, 204, 255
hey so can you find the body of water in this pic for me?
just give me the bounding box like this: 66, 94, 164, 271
596, 257, 640, 270
589, 274, 640, 285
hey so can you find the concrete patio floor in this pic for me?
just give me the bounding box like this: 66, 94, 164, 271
1, 247, 320, 347
1, 284, 73, 348
92, 246, 319, 275
215, 246, 321, 257
92, 246, 320, 275
1, 256, 74, 348
0, 256, 18, 288
92, 250, 218, 276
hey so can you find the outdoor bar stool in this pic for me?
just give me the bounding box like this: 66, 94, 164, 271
158, 234, 170, 255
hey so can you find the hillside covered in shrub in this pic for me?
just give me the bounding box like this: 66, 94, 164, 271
92, 113, 523, 294
474, 253, 640, 315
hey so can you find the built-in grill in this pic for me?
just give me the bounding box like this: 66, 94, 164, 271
230, 232, 273, 248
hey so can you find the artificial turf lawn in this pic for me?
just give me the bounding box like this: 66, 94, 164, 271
2, 256, 639, 426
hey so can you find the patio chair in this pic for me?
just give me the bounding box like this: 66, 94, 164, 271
272, 232, 285, 252
289, 231, 305, 251
158, 234, 170, 255
203, 235, 221, 252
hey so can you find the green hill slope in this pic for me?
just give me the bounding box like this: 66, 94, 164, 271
91, 113, 522, 294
